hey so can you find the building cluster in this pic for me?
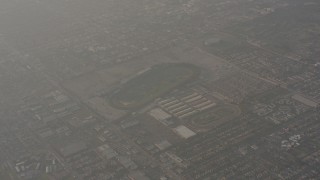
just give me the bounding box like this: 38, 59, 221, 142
155, 91, 216, 119
253, 96, 310, 125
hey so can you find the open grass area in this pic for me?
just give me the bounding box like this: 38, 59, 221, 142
0, 167, 18, 180
255, 87, 289, 103
189, 104, 241, 130
109, 63, 200, 110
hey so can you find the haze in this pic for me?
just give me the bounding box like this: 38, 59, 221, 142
0, 0, 320, 179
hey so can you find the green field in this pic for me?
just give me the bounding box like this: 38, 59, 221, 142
109, 63, 200, 110
189, 104, 241, 130
0, 167, 18, 180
